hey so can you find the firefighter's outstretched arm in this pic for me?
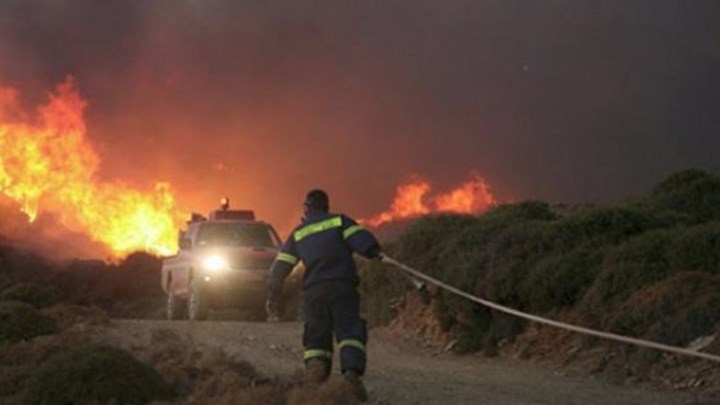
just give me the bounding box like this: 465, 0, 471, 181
266, 237, 300, 320
340, 215, 383, 259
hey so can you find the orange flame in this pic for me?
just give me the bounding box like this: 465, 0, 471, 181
434, 175, 496, 214
0, 77, 185, 256
364, 177, 431, 227
364, 174, 497, 227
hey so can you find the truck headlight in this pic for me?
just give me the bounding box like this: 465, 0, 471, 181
202, 255, 229, 272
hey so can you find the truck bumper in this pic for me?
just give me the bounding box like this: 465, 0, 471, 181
196, 270, 268, 307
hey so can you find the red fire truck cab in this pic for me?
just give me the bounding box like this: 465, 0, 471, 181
161, 198, 300, 321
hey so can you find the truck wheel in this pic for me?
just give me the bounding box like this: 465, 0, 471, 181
167, 288, 187, 320
188, 279, 209, 321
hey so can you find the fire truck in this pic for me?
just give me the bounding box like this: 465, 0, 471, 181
161, 198, 300, 321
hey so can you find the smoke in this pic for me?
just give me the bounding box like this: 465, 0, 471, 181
1, 1, 438, 239
1, 0, 719, 254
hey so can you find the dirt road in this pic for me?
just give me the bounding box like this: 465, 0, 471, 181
100, 319, 710, 405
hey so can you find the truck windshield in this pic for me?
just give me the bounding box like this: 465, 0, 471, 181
197, 223, 278, 248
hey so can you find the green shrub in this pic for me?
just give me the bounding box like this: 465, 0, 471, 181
23, 345, 175, 405
393, 214, 478, 271
650, 169, 720, 222
544, 205, 661, 253
360, 252, 408, 326
480, 201, 557, 223
519, 248, 605, 312
667, 222, 720, 274
585, 222, 720, 310
438, 208, 556, 351
361, 170, 720, 362
392, 202, 555, 275
652, 169, 712, 195
484, 222, 552, 307
606, 272, 720, 345
0, 301, 57, 344
0, 283, 57, 308
586, 230, 673, 306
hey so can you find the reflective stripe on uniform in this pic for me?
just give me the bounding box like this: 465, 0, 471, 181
303, 349, 333, 360
294, 216, 343, 242
277, 252, 299, 265
342, 225, 364, 240
338, 339, 366, 353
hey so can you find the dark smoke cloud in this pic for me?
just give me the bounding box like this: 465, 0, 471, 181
1, 0, 719, 239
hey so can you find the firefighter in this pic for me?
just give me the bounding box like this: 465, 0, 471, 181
266, 189, 382, 402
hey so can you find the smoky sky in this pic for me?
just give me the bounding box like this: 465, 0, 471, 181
1, 0, 719, 233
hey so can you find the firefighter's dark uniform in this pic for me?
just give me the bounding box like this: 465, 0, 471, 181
267, 212, 381, 375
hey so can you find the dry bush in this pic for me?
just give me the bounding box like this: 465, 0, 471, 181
139, 328, 289, 403
49, 252, 165, 318
0, 248, 165, 319
0, 303, 111, 401
0, 283, 57, 308
605, 272, 720, 346
0, 300, 57, 344
42, 303, 109, 330
23, 344, 175, 405
138, 329, 361, 403
0, 333, 91, 399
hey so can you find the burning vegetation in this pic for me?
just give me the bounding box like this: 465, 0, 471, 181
363, 174, 497, 228
0, 78, 185, 257
0, 78, 500, 259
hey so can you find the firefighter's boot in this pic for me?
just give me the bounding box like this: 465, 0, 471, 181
304, 358, 330, 385
343, 370, 368, 402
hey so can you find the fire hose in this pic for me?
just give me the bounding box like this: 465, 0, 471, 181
380, 254, 720, 364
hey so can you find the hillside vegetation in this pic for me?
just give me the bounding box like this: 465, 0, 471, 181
361, 169, 720, 364
0, 251, 164, 318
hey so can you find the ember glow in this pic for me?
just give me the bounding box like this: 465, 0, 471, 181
0, 78, 185, 256
364, 175, 497, 227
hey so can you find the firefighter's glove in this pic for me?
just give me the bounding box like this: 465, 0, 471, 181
367, 245, 385, 261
